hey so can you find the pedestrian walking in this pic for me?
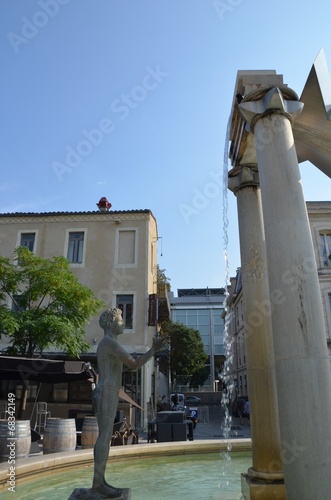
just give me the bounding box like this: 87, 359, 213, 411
245, 400, 250, 425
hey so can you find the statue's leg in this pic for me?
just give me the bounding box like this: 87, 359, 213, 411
92, 413, 123, 498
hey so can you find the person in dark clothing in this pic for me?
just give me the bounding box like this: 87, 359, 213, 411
235, 397, 245, 425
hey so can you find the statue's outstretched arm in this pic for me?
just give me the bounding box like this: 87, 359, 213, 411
114, 336, 168, 370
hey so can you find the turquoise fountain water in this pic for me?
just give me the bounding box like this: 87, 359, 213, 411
1, 452, 251, 500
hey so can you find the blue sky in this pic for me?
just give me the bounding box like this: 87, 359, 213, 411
1, 0, 331, 294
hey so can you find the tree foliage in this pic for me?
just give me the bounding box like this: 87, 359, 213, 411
189, 365, 210, 389
0, 247, 104, 358
160, 321, 208, 386
155, 264, 171, 293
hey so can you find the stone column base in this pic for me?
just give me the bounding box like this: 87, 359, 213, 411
241, 473, 286, 499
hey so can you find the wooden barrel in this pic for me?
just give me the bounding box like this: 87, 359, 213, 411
0, 419, 31, 462
81, 416, 99, 449
43, 418, 76, 455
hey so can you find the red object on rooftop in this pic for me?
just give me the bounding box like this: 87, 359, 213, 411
97, 197, 112, 212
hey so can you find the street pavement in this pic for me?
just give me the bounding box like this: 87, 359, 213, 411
139, 405, 251, 443
192, 405, 251, 440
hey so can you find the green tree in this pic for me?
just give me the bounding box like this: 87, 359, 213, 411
189, 365, 210, 389
161, 321, 208, 387
0, 247, 104, 416
155, 264, 171, 292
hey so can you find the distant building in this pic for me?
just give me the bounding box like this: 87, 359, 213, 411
225, 201, 331, 399
224, 269, 247, 398
307, 201, 331, 339
170, 288, 225, 391
0, 198, 170, 427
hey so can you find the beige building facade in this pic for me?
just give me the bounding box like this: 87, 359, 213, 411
226, 201, 331, 399
0, 202, 169, 426
307, 201, 331, 340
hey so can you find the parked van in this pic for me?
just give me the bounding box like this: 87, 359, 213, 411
170, 393, 185, 411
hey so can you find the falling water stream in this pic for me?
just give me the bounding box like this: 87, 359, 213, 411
218, 114, 245, 497
221, 113, 234, 441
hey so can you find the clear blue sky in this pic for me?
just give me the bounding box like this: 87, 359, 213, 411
1, 0, 331, 293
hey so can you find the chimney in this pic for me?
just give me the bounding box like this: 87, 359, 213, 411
96, 197, 112, 212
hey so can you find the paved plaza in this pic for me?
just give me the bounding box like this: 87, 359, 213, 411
192, 405, 251, 441
28, 404, 251, 455
138, 404, 251, 444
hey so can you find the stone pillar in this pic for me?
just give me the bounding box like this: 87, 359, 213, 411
229, 165, 285, 499
239, 87, 331, 499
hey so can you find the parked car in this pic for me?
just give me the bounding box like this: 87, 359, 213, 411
185, 396, 201, 405
170, 393, 185, 411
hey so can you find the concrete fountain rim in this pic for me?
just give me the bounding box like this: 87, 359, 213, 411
0, 438, 252, 490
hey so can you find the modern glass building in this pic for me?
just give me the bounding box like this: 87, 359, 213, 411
170, 288, 225, 391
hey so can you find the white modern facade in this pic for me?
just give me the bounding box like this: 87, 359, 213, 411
170, 288, 225, 391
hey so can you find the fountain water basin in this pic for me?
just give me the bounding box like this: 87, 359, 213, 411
0, 439, 251, 499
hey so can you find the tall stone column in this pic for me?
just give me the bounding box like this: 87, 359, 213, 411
239, 86, 331, 499
229, 165, 284, 499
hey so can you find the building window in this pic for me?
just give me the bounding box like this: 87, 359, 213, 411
199, 325, 209, 335
20, 233, 36, 252
320, 232, 331, 267
116, 294, 133, 329
115, 229, 137, 267
12, 295, 25, 312
214, 345, 224, 355
67, 232, 84, 264
15, 383, 38, 401
173, 311, 186, 324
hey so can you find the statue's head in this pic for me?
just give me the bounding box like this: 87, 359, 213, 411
99, 308, 123, 333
